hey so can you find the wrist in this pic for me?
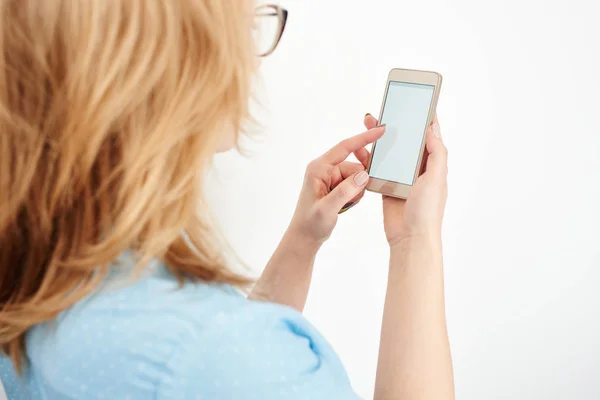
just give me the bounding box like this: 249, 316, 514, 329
389, 232, 442, 254
282, 225, 322, 257
388, 234, 444, 275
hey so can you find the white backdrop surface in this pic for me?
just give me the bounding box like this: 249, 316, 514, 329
207, 1, 600, 399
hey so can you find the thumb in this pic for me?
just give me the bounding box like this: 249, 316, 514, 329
425, 122, 448, 178
364, 113, 378, 130
321, 170, 369, 213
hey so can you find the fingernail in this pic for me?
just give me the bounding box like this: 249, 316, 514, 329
378, 124, 386, 130
338, 200, 360, 214
432, 122, 441, 139
365, 113, 372, 118
339, 201, 354, 213
354, 171, 369, 186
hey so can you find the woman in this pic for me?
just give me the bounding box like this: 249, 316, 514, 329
0, 1, 453, 399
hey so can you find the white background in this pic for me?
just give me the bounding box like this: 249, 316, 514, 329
207, 0, 600, 399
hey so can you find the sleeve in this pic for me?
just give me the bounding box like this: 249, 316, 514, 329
157, 302, 360, 400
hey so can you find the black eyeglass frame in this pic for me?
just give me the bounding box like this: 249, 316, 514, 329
255, 4, 288, 57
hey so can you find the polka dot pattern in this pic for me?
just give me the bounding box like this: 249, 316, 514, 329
0, 259, 358, 399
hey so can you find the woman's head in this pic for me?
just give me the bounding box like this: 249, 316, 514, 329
0, 0, 258, 370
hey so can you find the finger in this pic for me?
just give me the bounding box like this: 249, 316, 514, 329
418, 148, 429, 176
349, 189, 365, 205
337, 162, 366, 204
329, 161, 364, 189
424, 122, 447, 177
354, 147, 371, 169
320, 126, 385, 166
419, 114, 437, 175
364, 113, 379, 130
338, 161, 365, 179
354, 114, 379, 168
321, 170, 370, 213
357, 114, 379, 168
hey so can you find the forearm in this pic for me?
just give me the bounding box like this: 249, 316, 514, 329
374, 235, 454, 400
248, 228, 320, 312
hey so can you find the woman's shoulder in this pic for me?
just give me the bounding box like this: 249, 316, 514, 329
23, 261, 354, 399
28, 262, 248, 343
27, 261, 253, 350
23, 262, 249, 398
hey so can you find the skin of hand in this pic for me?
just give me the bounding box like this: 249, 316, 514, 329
249, 125, 385, 311
286, 125, 386, 246
252, 112, 453, 399
363, 113, 447, 245
364, 113, 454, 400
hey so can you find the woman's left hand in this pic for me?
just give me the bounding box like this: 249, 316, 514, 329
287, 125, 386, 248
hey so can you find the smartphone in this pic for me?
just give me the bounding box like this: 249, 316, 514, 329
366, 68, 442, 199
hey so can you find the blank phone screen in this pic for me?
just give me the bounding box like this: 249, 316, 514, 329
369, 81, 435, 185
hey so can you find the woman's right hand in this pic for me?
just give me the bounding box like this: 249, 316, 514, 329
363, 114, 448, 246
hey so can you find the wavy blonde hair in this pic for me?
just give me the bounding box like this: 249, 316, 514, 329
0, 0, 256, 371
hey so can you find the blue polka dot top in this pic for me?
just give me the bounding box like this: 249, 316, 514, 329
0, 256, 358, 399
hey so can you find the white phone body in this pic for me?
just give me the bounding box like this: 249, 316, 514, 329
366, 68, 443, 199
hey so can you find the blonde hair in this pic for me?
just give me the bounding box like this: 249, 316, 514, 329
0, 0, 256, 371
